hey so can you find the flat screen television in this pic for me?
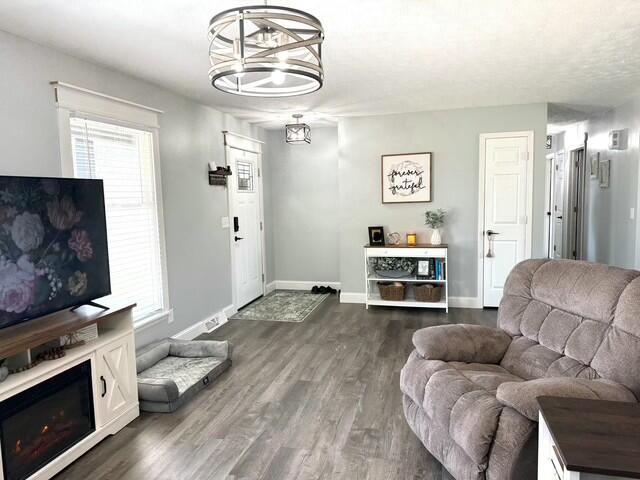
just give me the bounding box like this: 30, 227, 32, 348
0, 176, 111, 329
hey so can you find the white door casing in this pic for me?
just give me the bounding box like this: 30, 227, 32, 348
479, 132, 534, 307
226, 144, 265, 310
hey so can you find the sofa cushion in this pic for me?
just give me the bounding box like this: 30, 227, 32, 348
500, 336, 562, 380
403, 395, 486, 480
422, 367, 523, 465
412, 324, 512, 364
400, 350, 449, 406
498, 259, 640, 398
400, 349, 518, 408
530, 260, 639, 322
497, 378, 637, 420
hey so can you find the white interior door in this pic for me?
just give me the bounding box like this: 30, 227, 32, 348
552, 151, 566, 259
229, 148, 264, 309
481, 133, 533, 307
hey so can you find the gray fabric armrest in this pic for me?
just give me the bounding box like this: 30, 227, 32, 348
412, 324, 512, 364
137, 377, 180, 402
169, 339, 231, 359
497, 378, 637, 421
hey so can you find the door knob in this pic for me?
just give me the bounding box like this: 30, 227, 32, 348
486, 230, 500, 236
234, 236, 244, 242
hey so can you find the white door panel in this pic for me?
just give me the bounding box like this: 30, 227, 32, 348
229, 149, 264, 309
552, 152, 565, 259
482, 134, 532, 307
96, 335, 136, 427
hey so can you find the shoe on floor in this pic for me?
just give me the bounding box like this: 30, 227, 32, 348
326, 286, 337, 294
318, 286, 328, 294
311, 286, 320, 294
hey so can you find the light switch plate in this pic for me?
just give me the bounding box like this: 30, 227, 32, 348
221, 216, 230, 228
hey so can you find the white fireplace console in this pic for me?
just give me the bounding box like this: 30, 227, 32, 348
0, 303, 139, 480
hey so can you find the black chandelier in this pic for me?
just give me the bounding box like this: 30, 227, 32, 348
285, 114, 310, 144
208, 5, 324, 97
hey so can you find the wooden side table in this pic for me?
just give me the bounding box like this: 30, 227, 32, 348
538, 396, 640, 480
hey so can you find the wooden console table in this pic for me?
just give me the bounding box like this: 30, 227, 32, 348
364, 244, 448, 311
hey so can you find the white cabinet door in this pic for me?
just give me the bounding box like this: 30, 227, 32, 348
95, 335, 137, 427
482, 134, 532, 306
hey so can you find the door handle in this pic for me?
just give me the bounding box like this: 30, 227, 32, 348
486, 230, 499, 257
234, 236, 244, 242
100, 375, 107, 397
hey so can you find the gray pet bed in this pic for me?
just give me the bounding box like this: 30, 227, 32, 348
136, 338, 232, 413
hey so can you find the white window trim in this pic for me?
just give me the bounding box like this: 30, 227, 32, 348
53, 82, 171, 329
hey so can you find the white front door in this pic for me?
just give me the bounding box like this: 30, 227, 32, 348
229, 148, 264, 309
481, 133, 533, 307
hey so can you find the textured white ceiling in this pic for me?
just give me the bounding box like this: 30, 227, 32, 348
1, 0, 640, 128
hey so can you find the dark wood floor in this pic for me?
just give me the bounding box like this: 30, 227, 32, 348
57, 297, 497, 480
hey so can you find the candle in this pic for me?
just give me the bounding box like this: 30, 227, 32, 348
407, 233, 417, 246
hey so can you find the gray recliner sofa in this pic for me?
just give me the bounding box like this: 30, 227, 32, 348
401, 259, 640, 479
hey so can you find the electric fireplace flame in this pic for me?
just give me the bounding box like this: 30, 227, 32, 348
0, 361, 95, 480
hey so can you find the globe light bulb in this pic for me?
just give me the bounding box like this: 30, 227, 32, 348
271, 69, 285, 85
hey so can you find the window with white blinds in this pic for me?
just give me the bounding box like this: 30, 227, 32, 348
69, 116, 166, 323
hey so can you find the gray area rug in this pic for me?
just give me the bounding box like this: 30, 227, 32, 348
232, 290, 329, 322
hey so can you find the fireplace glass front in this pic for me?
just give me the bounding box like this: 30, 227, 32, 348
0, 360, 95, 480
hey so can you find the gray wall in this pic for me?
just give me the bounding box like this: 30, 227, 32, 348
338, 104, 548, 297
263, 127, 339, 283
583, 97, 640, 268
0, 30, 260, 347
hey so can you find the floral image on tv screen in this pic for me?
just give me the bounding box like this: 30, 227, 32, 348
0, 176, 111, 329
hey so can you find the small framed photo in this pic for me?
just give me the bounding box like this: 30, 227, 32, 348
590, 152, 599, 179
599, 159, 610, 188
368, 226, 385, 246
381, 152, 432, 203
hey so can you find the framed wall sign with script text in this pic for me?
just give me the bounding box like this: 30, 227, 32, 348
381, 152, 432, 203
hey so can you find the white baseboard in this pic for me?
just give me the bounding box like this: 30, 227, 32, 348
449, 296, 482, 309
265, 281, 276, 294
339, 292, 482, 309
171, 304, 233, 340
340, 292, 366, 303
223, 304, 236, 318
273, 280, 341, 291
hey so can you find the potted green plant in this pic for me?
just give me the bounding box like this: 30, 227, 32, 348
425, 209, 446, 245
